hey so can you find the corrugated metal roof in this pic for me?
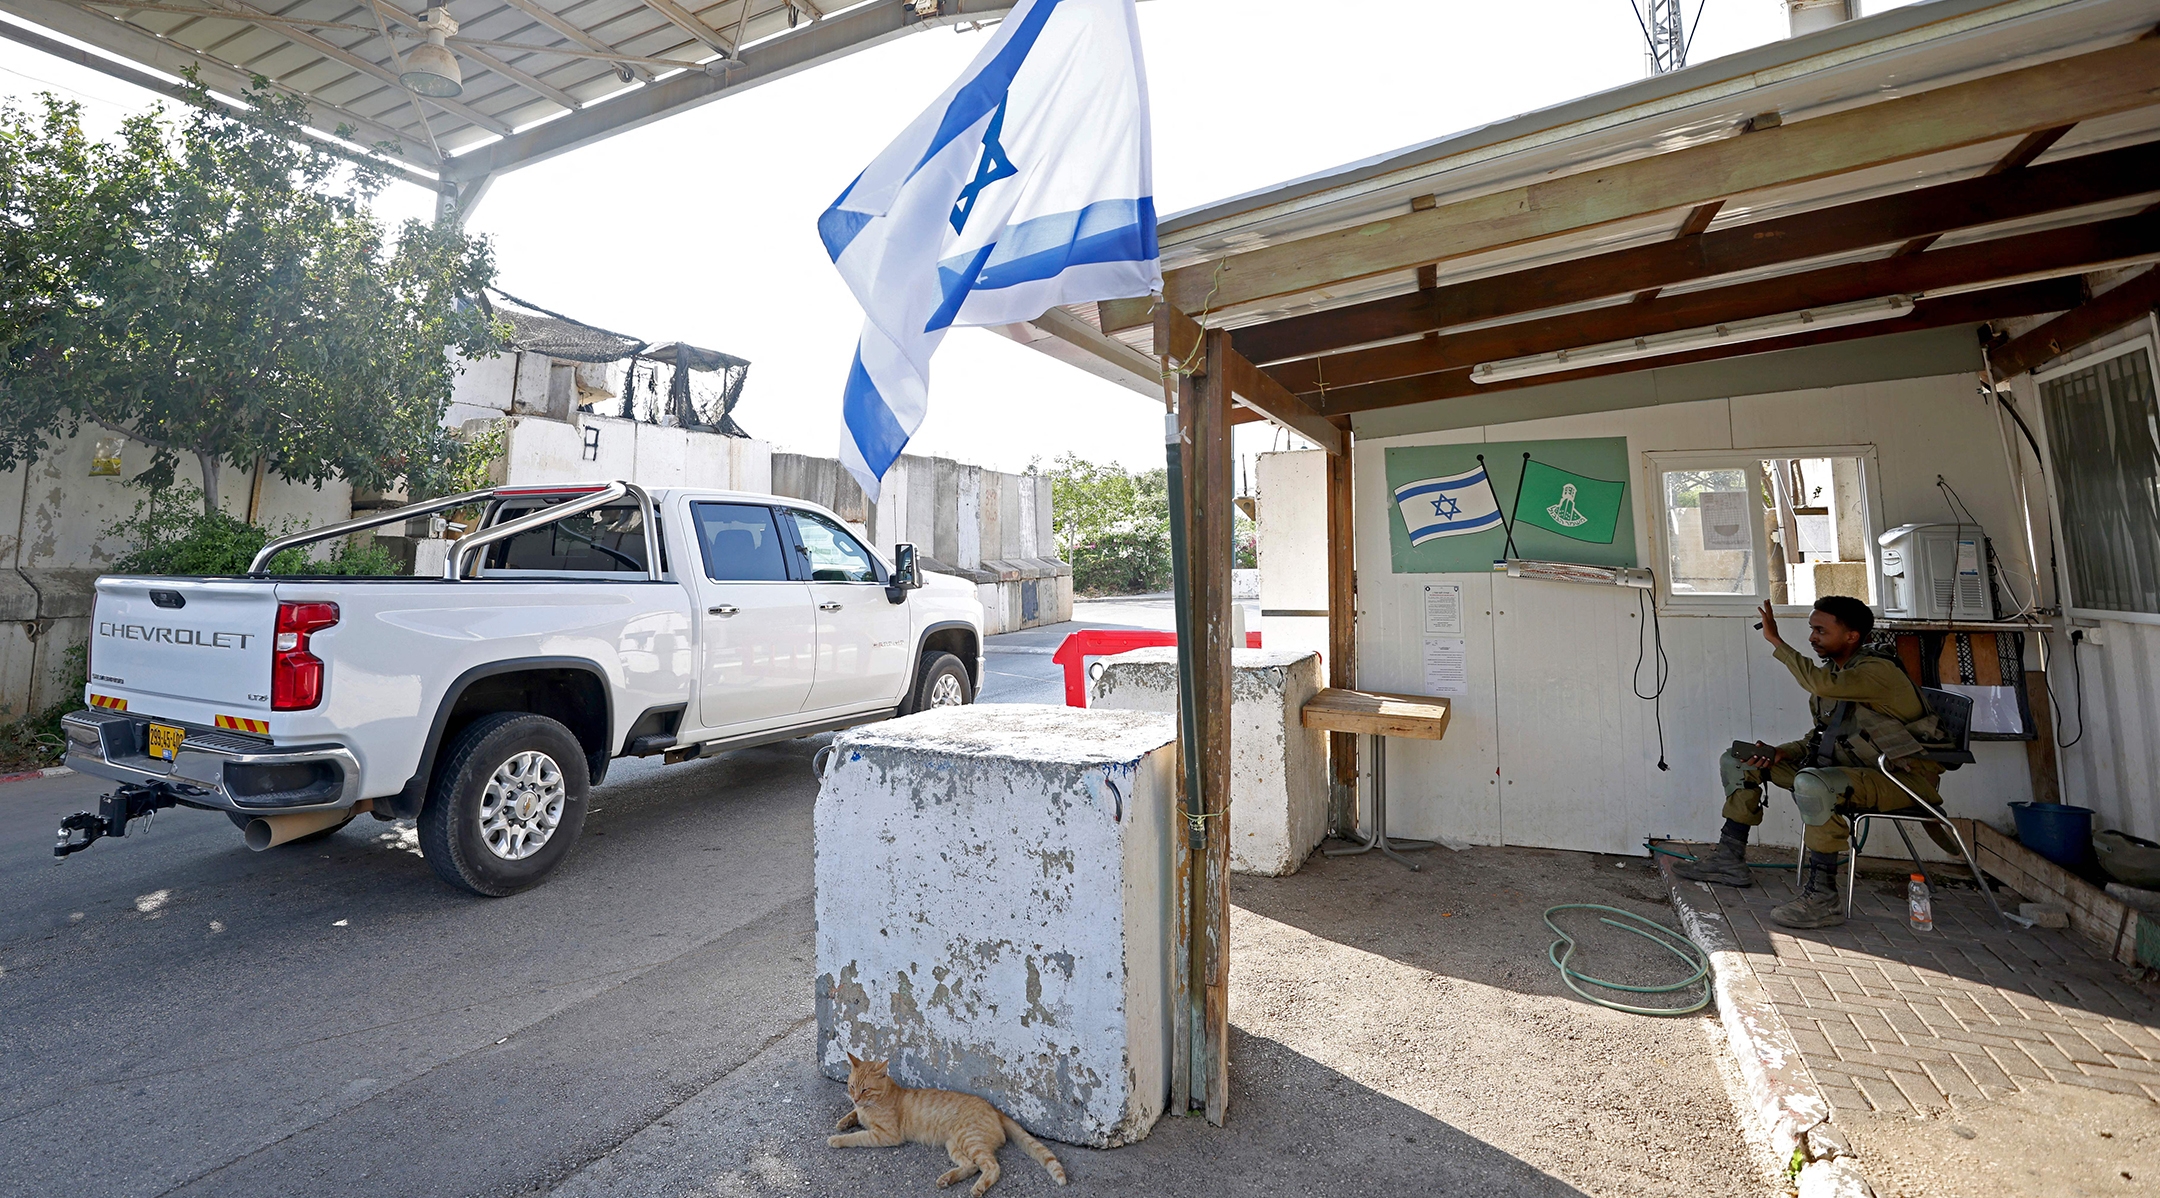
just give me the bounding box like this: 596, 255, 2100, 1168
0, 0, 1017, 193
1149, 0, 2160, 337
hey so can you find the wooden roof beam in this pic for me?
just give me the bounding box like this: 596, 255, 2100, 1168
1266, 214, 2160, 396
1989, 265, 2160, 378
1893, 124, 2073, 256
1164, 35, 2160, 315
1233, 139, 2160, 365
1633, 200, 1722, 303
1158, 303, 1344, 455
1262, 278, 2088, 423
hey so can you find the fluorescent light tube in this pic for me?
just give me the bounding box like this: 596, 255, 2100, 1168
1470, 294, 1916, 384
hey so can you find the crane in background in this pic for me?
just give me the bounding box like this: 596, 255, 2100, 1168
1631, 0, 1705, 74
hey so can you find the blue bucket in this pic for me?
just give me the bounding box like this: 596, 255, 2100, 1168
2009, 801, 2096, 869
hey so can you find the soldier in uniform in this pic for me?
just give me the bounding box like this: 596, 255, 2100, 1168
1678, 594, 1948, 929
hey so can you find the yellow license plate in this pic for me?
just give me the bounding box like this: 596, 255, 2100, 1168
147, 723, 185, 762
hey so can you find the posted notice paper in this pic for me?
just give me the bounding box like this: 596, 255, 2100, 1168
1423, 583, 1464, 635
1423, 636, 1469, 697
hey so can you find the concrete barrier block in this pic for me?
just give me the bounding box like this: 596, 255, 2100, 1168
1091, 647, 1326, 876
815, 704, 1177, 1148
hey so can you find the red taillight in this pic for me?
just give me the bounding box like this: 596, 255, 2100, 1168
271, 601, 339, 711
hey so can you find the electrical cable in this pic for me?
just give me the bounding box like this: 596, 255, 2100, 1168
1938, 475, 2038, 619
1543, 904, 1709, 1016
2059, 631, 2086, 749
1632, 576, 1670, 771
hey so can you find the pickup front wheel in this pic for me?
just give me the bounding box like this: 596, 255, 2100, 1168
419, 712, 591, 897
908, 651, 973, 713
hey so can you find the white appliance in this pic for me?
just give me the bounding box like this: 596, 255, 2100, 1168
1878, 523, 1993, 621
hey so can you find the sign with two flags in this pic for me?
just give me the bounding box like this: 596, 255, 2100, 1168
821, 0, 1160, 501
1394, 457, 1625, 548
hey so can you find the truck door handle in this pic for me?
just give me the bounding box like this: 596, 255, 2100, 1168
708, 605, 739, 617
819, 602, 843, 612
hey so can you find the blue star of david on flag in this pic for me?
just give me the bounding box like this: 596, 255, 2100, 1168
819, 0, 1161, 503
951, 96, 1017, 234
1394, 465, 1504, 545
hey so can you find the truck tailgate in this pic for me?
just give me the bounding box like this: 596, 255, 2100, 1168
90, 578, 277, 717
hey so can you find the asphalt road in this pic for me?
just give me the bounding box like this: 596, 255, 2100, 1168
0, 739, 826, 1198
0, 598, 1772, 1198
0, 603, 1119, 1198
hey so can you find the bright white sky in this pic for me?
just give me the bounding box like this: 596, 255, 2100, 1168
1, 0, 1922, 476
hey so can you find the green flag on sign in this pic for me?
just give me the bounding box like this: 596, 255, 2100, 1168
1513, 458, 1626, 544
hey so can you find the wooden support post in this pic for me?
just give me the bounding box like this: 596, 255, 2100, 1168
1189, 330, 1235, 1125
2025, 668, 2061, 805
1326, 444, 1357, 836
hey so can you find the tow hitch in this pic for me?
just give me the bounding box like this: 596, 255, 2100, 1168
54, 782, 181, 858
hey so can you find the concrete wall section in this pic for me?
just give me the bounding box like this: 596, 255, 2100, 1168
1092, 647, 1327, 875
1347, 375, 2042, 856
499, 417, 773, 496
0, 429, 351, 717
814, 704, 1176, 1147
956, 465, 982, 570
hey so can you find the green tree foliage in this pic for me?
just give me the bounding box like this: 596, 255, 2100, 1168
0, 84, 506, 514
105, 483, 398, 577
1048, 453, 1174, 595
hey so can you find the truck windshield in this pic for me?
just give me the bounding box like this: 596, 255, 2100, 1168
483, 502, 649, 575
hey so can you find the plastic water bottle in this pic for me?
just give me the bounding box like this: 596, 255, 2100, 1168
1908, 874, 1934, 933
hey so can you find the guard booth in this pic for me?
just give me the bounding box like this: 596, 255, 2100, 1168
999, 0, 2160, 1121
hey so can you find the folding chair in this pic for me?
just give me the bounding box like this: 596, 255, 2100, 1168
1846, 688, 2009, 926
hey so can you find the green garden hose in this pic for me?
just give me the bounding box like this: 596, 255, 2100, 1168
1543, 904, 1711, 1016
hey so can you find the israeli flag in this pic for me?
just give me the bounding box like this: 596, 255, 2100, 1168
1395, 466, 1504, 544
819, 0, 1160, 501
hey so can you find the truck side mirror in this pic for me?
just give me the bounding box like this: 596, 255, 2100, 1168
887, 542, 922, 604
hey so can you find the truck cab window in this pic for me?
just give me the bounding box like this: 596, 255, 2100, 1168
792, 511, 880, 583
484, 503, 649, 574
693, 503, 790, 582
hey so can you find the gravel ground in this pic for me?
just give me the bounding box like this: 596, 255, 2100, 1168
1837, 1080, 2157, 1197
555, 844, 1788, 1198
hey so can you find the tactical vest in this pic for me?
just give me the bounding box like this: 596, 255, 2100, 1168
1807, 657, 1950, 770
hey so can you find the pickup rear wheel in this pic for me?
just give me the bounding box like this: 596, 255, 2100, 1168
419, 712, 590, 897
908, 651, 973, 714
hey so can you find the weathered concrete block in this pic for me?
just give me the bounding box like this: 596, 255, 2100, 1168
815, 704, 1177, 1148
1091, 648, 1327, 876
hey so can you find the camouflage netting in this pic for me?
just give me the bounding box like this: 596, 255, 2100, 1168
479, 290, 753, 437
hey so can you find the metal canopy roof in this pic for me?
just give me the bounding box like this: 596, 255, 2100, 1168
0, 0, 1016, 199
1002, 0, 2160, 440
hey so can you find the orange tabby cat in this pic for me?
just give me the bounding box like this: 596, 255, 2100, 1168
828, 1052, 1068, 1195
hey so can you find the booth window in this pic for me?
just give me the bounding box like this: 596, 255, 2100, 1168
2038, 338, 2160, 618
1647, 449, 1880, 613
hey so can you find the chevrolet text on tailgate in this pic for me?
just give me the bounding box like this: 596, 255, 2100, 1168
56, 481, 985, 895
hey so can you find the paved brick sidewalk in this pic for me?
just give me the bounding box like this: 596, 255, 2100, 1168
1692, 859, 2160, 1116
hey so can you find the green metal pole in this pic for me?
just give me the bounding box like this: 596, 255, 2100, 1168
1164, 405, 1206, 1111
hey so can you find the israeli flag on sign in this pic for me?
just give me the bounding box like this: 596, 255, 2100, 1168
1395, 466, 1504, 545
819, 0, 1160, 501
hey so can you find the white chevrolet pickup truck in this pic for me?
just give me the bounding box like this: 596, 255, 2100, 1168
58, 481, 983, 895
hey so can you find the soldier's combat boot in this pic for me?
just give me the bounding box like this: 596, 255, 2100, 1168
1770, 850, 1848, 929
1676, 819, 1754, 887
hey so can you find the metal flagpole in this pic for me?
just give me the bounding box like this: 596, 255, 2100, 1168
1164, 385, 1206, 1114
1478, 452, 1520, 561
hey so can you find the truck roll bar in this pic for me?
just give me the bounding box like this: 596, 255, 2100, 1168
246, 487, 500, 575
445, 481, 655, 581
